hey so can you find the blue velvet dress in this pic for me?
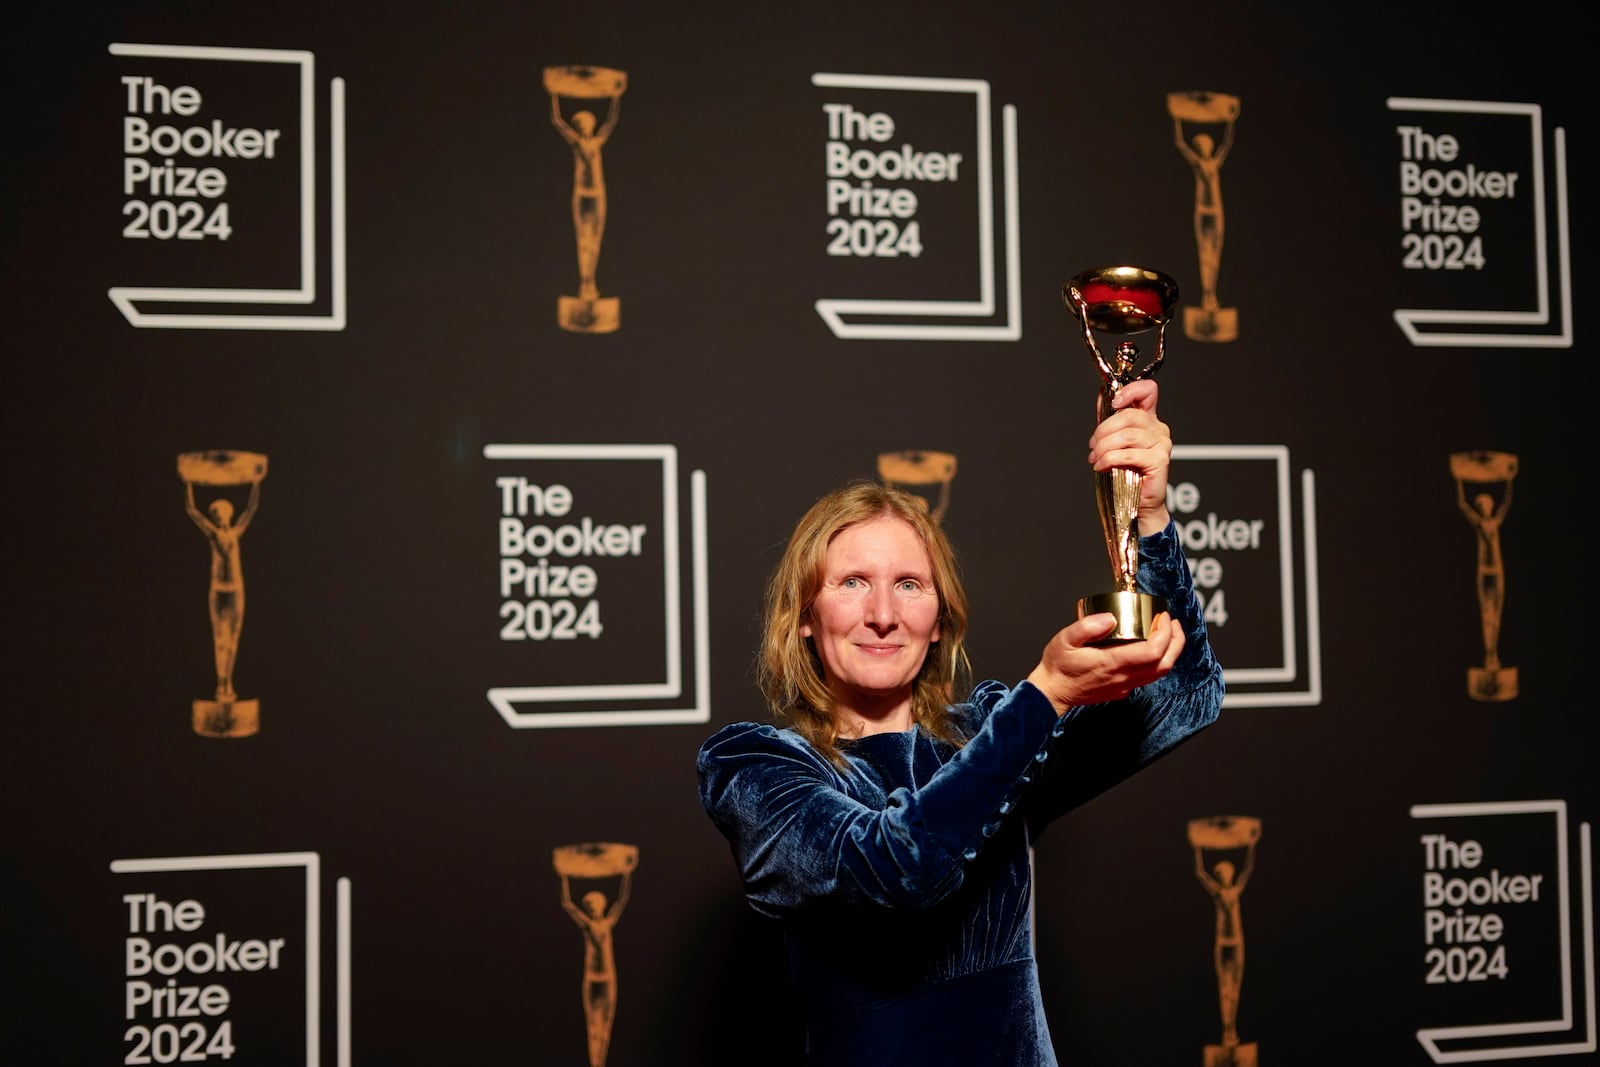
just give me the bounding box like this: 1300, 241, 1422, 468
697, 523, 1224, 1066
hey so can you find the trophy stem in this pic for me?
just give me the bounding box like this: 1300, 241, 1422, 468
1096, 454, 1141, 591
1080, 447, 1165, 641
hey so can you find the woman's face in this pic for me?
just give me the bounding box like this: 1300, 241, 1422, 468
801, 515, 940, 719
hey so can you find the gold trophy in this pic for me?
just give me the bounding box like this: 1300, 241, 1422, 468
1063, 266, 1180, 641
1450, 450, 1517, 701
554, 842, 638, 1067
877, 449, 957, 523
1168, 91, 1239, 343
178, 449, 266, 738
545, 65, 626, 334
1188, 815, 1260, 1067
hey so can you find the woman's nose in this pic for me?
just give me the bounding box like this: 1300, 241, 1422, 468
862, 588, 896, 628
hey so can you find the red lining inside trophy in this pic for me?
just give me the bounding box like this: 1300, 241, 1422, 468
1080, 281, 1164, 317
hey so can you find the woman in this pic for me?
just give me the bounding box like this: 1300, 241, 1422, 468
697, 380, 1225, 1065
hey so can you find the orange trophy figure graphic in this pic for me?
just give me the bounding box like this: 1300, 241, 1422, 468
1167, 91, 1240, 343
1450, 450, 1518, 701
1188, 815, 1260, 1067
177, 449, 266, 738
876, 450, 958, 523
554, 842, 637, 1067
545, 65, 626, 334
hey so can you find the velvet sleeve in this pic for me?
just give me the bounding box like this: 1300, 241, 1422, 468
1022, 519, 1226, 835
696, 682, 1060, 919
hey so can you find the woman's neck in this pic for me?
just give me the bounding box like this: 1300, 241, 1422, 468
833, 700, 914, 740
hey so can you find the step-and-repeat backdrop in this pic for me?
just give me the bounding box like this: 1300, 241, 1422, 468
4, 3, 1592, 1065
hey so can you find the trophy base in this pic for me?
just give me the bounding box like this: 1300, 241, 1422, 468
1204, 1042, 1258, 1067
193, 698, 259, 738
558, 295, 620, 334
1468, 665, 1518, 702
1077, 591, 1167, 643
1184, 305, 1237, 343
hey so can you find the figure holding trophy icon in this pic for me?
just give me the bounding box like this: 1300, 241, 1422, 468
554, 842, 637, 1067
1188, 815, 1260, 1067
1168, 90, 1240, 343
178, 449, 266, 738
1064, 266, 1181, 642
1450, 450, 1517, 700
545, 65, 626, 334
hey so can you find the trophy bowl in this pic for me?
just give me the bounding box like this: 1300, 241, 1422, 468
1064, 266, 1180, 338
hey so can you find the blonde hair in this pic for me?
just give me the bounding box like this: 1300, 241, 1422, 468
759, 480, 971, 766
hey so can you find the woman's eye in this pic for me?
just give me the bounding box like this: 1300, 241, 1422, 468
897, 580, 924, 594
